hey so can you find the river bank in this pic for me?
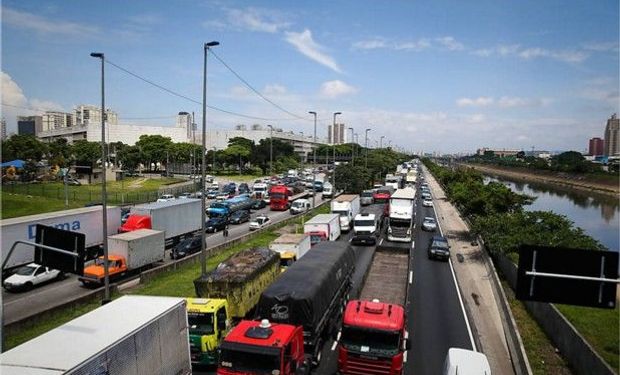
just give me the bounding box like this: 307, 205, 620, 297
463, 164, 619, 197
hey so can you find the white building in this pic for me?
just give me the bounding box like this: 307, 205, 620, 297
42, 111, 75, 131
75, 104, 118, 126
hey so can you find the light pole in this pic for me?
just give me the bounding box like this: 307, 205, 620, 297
380, 136, 385, 149
309, 111, 317, 208
332, 112, 341, 194
90, 52, 110, 303
267, 125, 274, 175
348, 127, 354, 165
200, 41, 219, 278
365, 128, 371, 168
300, 131, 304, 172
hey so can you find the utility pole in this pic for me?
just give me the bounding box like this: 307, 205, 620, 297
332, 112, 341, 195
268, 125, 274, 175
365, 128, 371, 168
309, 111, 317, 208
348, 127, 354, 165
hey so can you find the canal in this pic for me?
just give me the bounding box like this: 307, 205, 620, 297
484, 175, 620, 251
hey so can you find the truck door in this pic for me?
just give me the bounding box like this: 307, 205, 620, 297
216, 306, 228, 340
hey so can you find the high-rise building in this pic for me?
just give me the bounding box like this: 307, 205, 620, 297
604, 113, 620, 156
1, 118, 6, 140
588, 137, 604, 156
176, 112, 193, 139
42, 111, 75, 131
327, 123, 346, 144
75, 104, 118, 126
17, 115, 43, 135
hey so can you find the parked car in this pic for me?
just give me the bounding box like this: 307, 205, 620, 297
251, 199, 267, 210
423, 198, 433, 207
205, 216, 228, 233
178, 192, 193, 199
170, 235, 203, 259
3, 263, 65, 292
229, 209, 251, 225
422, 217, 437, 231
249, 215, 270, 231
157, 194, 176, 202
428, 235, 450, 261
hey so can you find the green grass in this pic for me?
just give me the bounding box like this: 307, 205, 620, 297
555, 304, 619, 371
2, 193, 83, 219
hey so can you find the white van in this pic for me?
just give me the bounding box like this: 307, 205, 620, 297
290, 199, 311, 215
322, 182, 333, 199
443, 348, 491, 375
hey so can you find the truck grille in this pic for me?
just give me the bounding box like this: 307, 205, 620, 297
390, 227, 409, 237
342, 355, 393, 375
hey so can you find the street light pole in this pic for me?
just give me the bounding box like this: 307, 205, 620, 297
348, 127, 354, 165
332, 112, 341, 194
200, 41, 219, 278
268, 125, 274, 175
365, 128, 371, 167
380, 136, 385, 149
308, 111, 317, 208
90, 52, 110, 303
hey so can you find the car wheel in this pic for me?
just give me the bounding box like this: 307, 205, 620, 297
24, 282, 34, 291
56, 272, 66, 281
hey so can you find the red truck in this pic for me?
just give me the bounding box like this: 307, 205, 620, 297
269, 184, 308, 211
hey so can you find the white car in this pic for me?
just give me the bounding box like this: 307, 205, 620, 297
423, 198, 433, 207
216, 192, 230, 201
157, 194, 176, 202
249, 215, 271, 231
422, 217, 437, 231
178, 192, 193, 199
3, 263, 65, 292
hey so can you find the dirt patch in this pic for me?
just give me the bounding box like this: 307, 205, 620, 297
127, 178, 147, 189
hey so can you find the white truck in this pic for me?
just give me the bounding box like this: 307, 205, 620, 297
387, 187, 416, 242
322, 182, 334, 199
269, 233, 311, 268
351, 212, 379, 245
0, 296, 191, 375
406, 170, 417, 185
119, 199, 202, 245
252, 182, 268, 199
304, 213, 341, 245
331, 194, 361, 232
1, 206, 122, 271
385, 174, 402, 190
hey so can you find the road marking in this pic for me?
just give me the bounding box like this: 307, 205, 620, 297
449, 258, 477, 351
331, 341, 338, 351
379, 238, 384, 246
411, 241, 415, 249
409, 271, 413, 284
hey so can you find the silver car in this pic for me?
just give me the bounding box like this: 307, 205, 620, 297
422, 217, 437, 231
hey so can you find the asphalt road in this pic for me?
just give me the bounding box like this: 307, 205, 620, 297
2, 192, 326, 325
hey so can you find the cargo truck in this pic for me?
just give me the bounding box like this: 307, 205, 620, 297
0, 295, 191, 375
303, 213, 341, 245
119, 199, 201, 245
186, 298, 231, 367
405, 171, 417, 185
207, 195, 253, 217
338, 244, 412, 374
269, 233, 311, 269
387, 187, 416, 242
79, 229, 165, 285
331, 194, 361, 232
193, 247, 280, 319
385, 175, 402, 190
219, 241, 355, 372
1, 206, 121, 272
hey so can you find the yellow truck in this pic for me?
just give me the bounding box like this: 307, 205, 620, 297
186, 298, 230, 366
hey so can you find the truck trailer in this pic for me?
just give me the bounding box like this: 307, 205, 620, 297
0, 295, 191, 375
303, 213, 341, 245
1, 206, 121, 271
387, 187, 416, 242
331, 194, 361, 232
338, 244, 412, 374
269, 233, 311, 269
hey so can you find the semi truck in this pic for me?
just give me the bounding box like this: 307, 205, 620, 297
119, 199, 201, 245
219, 241, 355, 371
193, 247, 280, 319
385, 175, 402, 190
1, 206, 122, 272
79, 229, 165, 285
338, 244, 412, 374
303, 213, 341, 245
252, 182, 268, 199
387, 187, 416, 242
186, 298, 231, 367
0, 296, 191, 375
331, 194, 361, 232
207, 195, 253, 217
269, 184, 308, 211
269, 233, 311, 269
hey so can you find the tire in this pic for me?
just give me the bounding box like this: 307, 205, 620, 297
24, 282, 34, 291
56, 272, 66, 281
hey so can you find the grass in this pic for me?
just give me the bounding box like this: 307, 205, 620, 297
502, 281, 573, 375
2, 193, 83, 219
555, 304, 619, 372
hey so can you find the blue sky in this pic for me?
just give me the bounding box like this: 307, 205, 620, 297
2, 0, 618, 153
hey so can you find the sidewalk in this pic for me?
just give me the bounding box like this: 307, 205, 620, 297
425, 167, 515, 375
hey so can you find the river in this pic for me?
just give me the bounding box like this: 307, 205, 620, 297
483, 175, 620, 251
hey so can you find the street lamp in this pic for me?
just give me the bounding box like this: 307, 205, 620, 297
332, 112, 341, 194
267, 125, 274, 175
200, 41, 219, 278
380, 135, 385, 149
90, 52, 110, 303
365, 128, 371, 167
348, 127, 354, 165
308, 111, 317, 208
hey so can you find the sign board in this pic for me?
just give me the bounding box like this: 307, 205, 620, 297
34, 224, 86, 275
516, 245, 619, 309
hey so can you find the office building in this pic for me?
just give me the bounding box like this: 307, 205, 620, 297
75, 104, 118, 126
17, 116, 43, 136
327, 123, 346, 144
604, 113, 619, 156
42, 111, 75, 131
476, 147, 520, 158
588, 137, 604, 156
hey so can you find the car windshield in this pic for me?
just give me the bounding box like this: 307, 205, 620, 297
15, 265, 37, 276
254, 187, 266, 192
333, 210, 348, 217
424, 218, 435, 224
432, 239, 449, 249
187, 312, 214, 335
354, 219, 375, 227
219, 346, 280, 374
292, 201, 305, 208
341, 325, 401, 355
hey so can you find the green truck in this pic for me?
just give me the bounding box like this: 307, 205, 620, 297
186, 298, 230, 366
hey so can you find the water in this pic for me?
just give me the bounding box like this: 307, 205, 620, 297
483, 176, 620, 251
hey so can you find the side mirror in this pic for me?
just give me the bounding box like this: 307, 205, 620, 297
404, 338, 412, 351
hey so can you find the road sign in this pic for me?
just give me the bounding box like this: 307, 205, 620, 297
34, 224, 86, 275
516, 245, 619, 309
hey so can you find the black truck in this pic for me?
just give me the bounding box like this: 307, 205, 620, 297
255, 240, 355, 366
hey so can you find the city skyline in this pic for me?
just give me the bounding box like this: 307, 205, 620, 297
1, 0, 619, 153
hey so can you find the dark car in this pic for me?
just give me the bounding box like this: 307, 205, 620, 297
206, 190, 219, 199
251, 199, 267, 210
205, 217, 228, 233
312, 180, 324, 192
238, 183, 250, 194
428, 234, 450, 261
170, 236, 203, 259
229, 209, 251, 225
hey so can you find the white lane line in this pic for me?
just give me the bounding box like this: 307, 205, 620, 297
449, 258, 477, 351
409, 271, 413, 284
379, 238, 384, 246
331, 341, 338, 351
411, 241, 415, 249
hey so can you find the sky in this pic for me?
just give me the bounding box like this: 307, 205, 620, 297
1, 0, 618, 154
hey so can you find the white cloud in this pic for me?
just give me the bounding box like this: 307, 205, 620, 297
435, 36, 465, 51
285, 29, 342, 73
353, 38, 430, 51
2, 7, 99, 38
319, 80, 357, 98
394, 39, 431, 51
581, 41, 619, 52
263, 84, 287, 96
456, 96, 550, 108
29, 99, 64, 112
352, 38, 388, 50
497, 44, 521, 56
474, 43, 588, 63
456, 97, 494, 107
227, 7, 290, 33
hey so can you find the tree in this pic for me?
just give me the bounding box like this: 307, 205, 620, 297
252, 138, 296, 174
2, 134, 48, 161
224, 144, 251, 172
71, 140, 101, 165
117, 145, 142, 172
135, 135, 173, 170
168, 142, 201, 164
335, 164, 371, 193
48, 138, 72, 167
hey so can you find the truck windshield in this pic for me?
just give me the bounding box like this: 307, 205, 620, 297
270, 193, 286, 200
354, 220, 375, 227
341, 325, 401, 355
333, 210, 348, 217
219, 346, 280, 374
187, 312, 214, 335
389, 218, 411, 228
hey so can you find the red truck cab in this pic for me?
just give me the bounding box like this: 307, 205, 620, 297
338, 299, 410, 375
269, 185, 292, 211
217, 319, 309, 375
373, 188, 392, 204
118, 215, 151, 233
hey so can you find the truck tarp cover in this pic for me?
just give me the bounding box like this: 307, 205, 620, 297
256, 241, 354, 329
